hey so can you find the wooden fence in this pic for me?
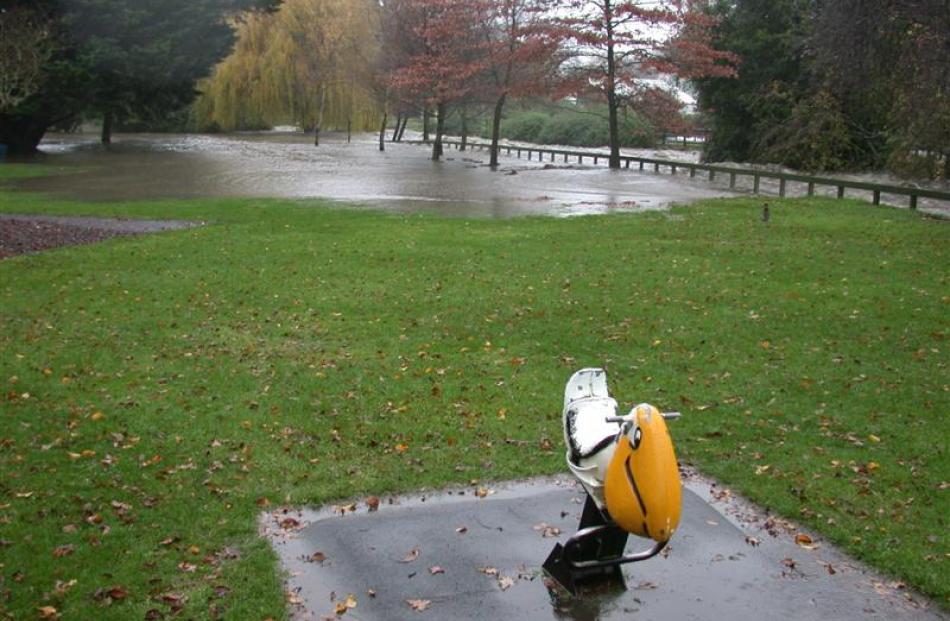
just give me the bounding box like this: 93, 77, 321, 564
408, 139, 950, 211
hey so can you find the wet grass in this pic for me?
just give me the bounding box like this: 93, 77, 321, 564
0, 162, 948, 618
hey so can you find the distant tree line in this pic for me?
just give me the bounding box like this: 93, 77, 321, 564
696, 0, 949, 179
197, 0, 736, 168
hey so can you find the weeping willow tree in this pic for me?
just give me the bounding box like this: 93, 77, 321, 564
194, 0, 381, 141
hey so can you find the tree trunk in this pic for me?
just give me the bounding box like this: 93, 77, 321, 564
391, 114, 401, 142
605, 0, 621, 169
314, 84, 327, 146
378, 112, 387, 152
431, 102, 446, 161
397, 117, 408, 141
459, 105, 468, 152
0, 113, 49, 155
607, 95, 621, 168
490, 93, 507, 168
423, 107, 430, 142
101, 109, 113, 145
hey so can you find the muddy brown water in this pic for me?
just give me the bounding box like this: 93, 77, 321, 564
12, 132, 734, 218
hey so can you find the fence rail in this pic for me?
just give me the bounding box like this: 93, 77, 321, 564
407, 139, 950, 210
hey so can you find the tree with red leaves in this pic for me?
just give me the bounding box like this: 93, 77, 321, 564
551, 0, 737, 168
390, 0, 487, 161
473, 0, 562, 168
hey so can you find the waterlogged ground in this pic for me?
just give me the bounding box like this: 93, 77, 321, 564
15, 132, 732, 217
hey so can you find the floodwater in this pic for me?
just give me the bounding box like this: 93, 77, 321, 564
12, 132, 733, 218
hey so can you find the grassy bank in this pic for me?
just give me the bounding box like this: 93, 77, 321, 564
1, 165, 947, 618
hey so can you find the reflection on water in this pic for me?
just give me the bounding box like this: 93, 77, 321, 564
15, 132, 732, 218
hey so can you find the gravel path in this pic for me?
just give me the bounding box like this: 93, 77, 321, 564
0, 214, 202, 259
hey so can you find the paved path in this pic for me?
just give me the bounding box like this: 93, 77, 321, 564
264, 476, 944, 621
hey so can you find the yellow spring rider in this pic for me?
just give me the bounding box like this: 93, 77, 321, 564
542, 368, 682, 595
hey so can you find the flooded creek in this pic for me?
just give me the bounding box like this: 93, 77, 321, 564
14, 132, 733, 218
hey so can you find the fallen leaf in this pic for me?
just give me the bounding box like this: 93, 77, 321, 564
52, 544, 75, 558
474, 487, 494, 498
497, 576, 515, 591
279, 517, 301, 530
744, 536, 760, 547
429, 566, 445, 575
37, 606, 58, 619
406, 599, 431, 611
795, 533, 813, 546
533, 522, 561, 538
90, 411, 105, 421
635, 581, 658, 590
455, 526, 468, 534
477, 566, 498, 576
366, 496, 380, 512
308, 551, 327, 563
399, 548, 420, 563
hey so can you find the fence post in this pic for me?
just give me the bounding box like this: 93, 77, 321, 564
690, 166, 696, 178
779, 178, 786, 198
910, 195, 918, 210
564, 153, 568, 163
729, 173, 736, 189
639, 161, 644, 171
807, 182, 815, 197
837, 186, 845, 199
654, 163, 660, 173
753, 175, 760, 193
709, 170, 716, 181
594, 156, 599, 165
625, 159, 630, 169
873, 190, 880, 205
671, 164, 677, 175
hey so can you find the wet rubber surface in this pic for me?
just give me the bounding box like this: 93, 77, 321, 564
264, 476, 944, 621
14, 133, 734, 218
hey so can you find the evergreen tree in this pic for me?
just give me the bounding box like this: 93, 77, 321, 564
0, 0, 276, 154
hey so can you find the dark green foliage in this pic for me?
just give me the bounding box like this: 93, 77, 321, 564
695, 0, 813, 164
0, 0, 277, 153
698, 0, 949, 178
757, 89, 855, 172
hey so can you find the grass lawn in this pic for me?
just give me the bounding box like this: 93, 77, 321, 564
1, 164, 947, 619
